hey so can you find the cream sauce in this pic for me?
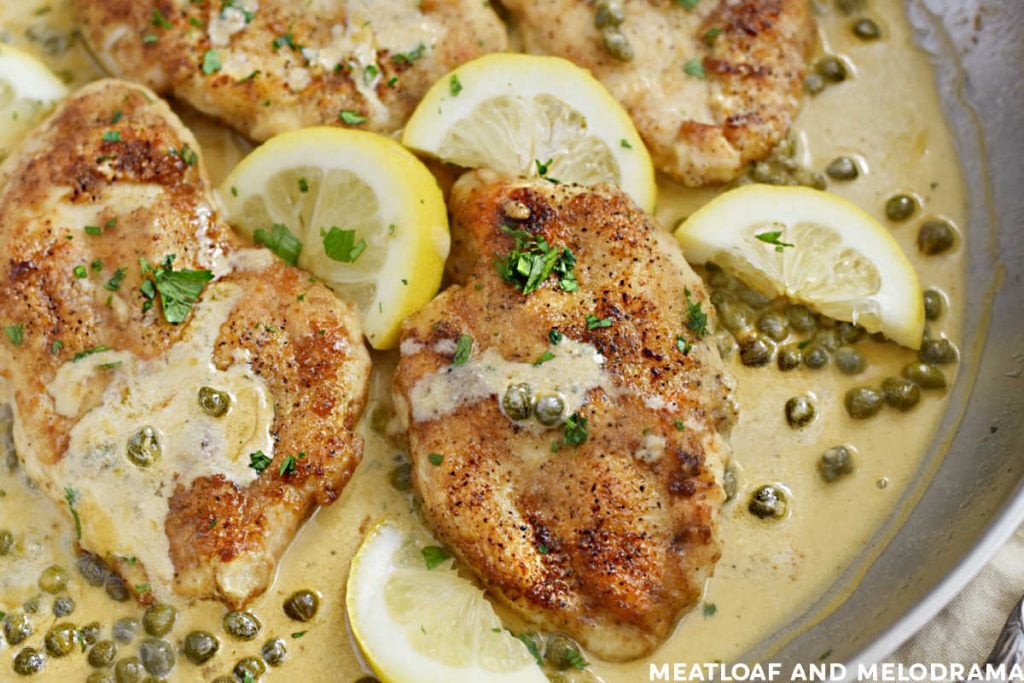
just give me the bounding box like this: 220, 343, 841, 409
0, 0, 966, 681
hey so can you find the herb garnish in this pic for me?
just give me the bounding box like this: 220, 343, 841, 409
321, 227, 366, 263
703, 602, 717, 616
676, 334, 691, 355
291, 631, 307, 639
562, 413, 589, 447
3, 324, 23, 346
428, 453, 444, 466
51, 340, 64, 355
363, 64, 378, 85
73, 264, 88, 278
452, 334, 472, 366
104, 268, 126, 292
534, 350, 555, 366
704, 27, 722, 45
254, 223, 302, 265
683, 58, 706, 79
421, 546, 451, 570
684, 287, 708, 336
298, 178, 309, 193
249, 451, 272, 473
139, 255, 214, 324
548, 328, 563, 345
586, 314, 612, 330
449, 74, 463, 96
391, 43, 426, 65
150, 8, 172, 29
84, 225, 102, 236
516, 634, 544, 666
101, 130, 120, 143
534, 158, 560, 184
676, 0, 700, 8
73, 345, 109, 361
755, 230, 795, 252
170, 143, 198, 166
674, 419, 686, 430
495, 226, 578, 295
278, 451, 306, 476
64, 486, 82, 540
202, 49, 221, 74
272, 33, 298, 51
339, 109, 366, 125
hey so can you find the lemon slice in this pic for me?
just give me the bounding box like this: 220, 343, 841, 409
675, 184, 924, 349
0, 45, 67, 159
402, 53, 656, 213
216, 127, 449, 349
347, 520, 547, 683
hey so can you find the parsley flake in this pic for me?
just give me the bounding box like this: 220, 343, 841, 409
73, 345, 109, 361
254, 223, 302, 265
684, 288, 708, 336
298, 177, 309, 193
704, 27, 723, 45
548, 328, 564, 345
202, 49, 221, 74
516, 634, 544, 666
684, 58, 706, 79
586, 314, 612, 330
3, 324, 23, 346
139, 255, 215, 324
562, 413, 589, 447
703, 602, 717, 616
104, 268, 126, 292
64, 486, 82, 540
321, 227, 366, 263
51, 340, 64, 355
452, 334, 472, 366
278, 451, 306, 477
363, 64, 379, 85
84, 225, 102, 236
620, 138, 633, 149
675, 0, 700, 9
391, 43, 426, 65
449, 74, 463, 96
170, 143, 198, 166
495, 227, 578, 294
339, 109, 366, 125
248, 450, 272, 473
73, 265, 88, 278
534, 158, 560, 184
421, 545, 451, 570
674, 419, 686, 430
101, 130, 121, 143
150, 8, 172, 29
755, 230, 795, 252
676, 334, 691, 355
428, 453, 444, 466
534, 350, 555, 366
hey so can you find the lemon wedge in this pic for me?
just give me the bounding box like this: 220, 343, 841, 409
675, 184, 924, 349
346, 520, 547, 683
402, 53, 656, 213
0, 44, 67, 159
216, 127, 449, 350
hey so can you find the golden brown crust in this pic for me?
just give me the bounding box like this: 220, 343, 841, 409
504, 0, 816, 186
0, 79, 370, 607
73, 0, 508, 140
393, 173, 735, 660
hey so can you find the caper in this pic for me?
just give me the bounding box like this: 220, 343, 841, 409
142, 603, 177, 637
545, 634, 587, 671
885, 193, 918, 222
813, 327, 842, 351
78, 552, 112, 586
126, 426, 161, 467
882, 377, 921, 412
233, 656, 267, 681
139, 638, 176, 677
785, 304, 817, 332
757, 311, 789, 341
52, 595, 75, 617
43, 622, 77, 657
902, 362, 947, 390
803, 344, 830, 369
4, 611, 32, 645
0, 529, 13, 555
105, 574, 130, 602
114, 656, 145, 683
197, 386, 231, 418
87, 672, 115, 683
852, 18, 881, 40
826, 155, 859, 180
181, 630, 219, 665
833, 346, 866, 375
837, 321, 865, 344
716, 300, 751, 334
602, 27, 634, 61
80, 622, 102, 645
706, 263, 732, 289
739, 335, 774, 367
917, 219, 958, 255
113, 618, 139, 644
844, 386, 883, 419
818, 445, 856, 482
594, 0, 625, 28
38, 564, 68, 594
223, 610, 262, 640
735, 283, 771, 309
534, 393, 566, 426
501, 383, 534, 421
283, 590, 320, 623
923, 289, 944, 321
715, 332, 737, 359
89, 640, 118, 668
795, 168, 828, 190
785, 395, 816, 428
815, 56, 848, 83
261, 637, 288, 666
748, 484, 788, 520
22, 595, 41, 614
723, 462, 739, 502
918, 338, 958, 365
777, 344, 802, 370
12, 647, 45, 676
804, 73, 826, 95
388, 462, 413, 492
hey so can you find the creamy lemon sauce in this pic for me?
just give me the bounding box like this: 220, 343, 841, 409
0, 1, 965, 681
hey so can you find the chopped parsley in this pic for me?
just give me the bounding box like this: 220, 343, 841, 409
562, 413, 589, 447
421, 545, 451, 570
254, 223, 302, 265
83, 225, 102, 236
676, 334, 691, 355
73, 265, 88, 278
3, 324, 23, 346
101, 130, 120, 143
64, 486, 82, 540
139, 255, 215, 324
321, 227, 366, 263
565, 649, 589, 670
104, 268, 126, 292
534, 158, 560, 184
683, 58, 706, 79
755, 230, 795, 252
272, 33, 298, 51
516, 634, 543, 667
298, 177, 309, 193
363, 64, 379, 85
537, 543, 549, 554
278, 451, 306, 476
339, 109, 366, 125
534, 350, 555, 366
620, 138, 633, 149
674, 419, 686, 430
291, 631, 307, 639
495, 226, 578, 295
170, 143, 198, 166
91, 259, 104, 272
449, 74, 463, 96
73, 345, 109, 361
391, 42, 426, 65
135, 583, 151, 594
452, 334, 472, 366
248, 450, 272, 473
202, 49, 221, 74
586, 314, 612, 330
684, 287, 708, 336
675, 0, 700, 9
51, 340, 64, 355
142, 33, 158, 45
703, 602, 718, 616
150, 8, 173, 29
428, 453, 444, 466
704, 27, 723, 45
548, 328, 564, 345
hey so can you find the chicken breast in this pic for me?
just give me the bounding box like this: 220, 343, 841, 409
503, 0, 816, 186
0, 79, 371, 607
392, 170, 736, 660
73, 0, 508, 141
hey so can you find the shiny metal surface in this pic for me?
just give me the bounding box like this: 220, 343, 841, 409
743, 0, 1024, 671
